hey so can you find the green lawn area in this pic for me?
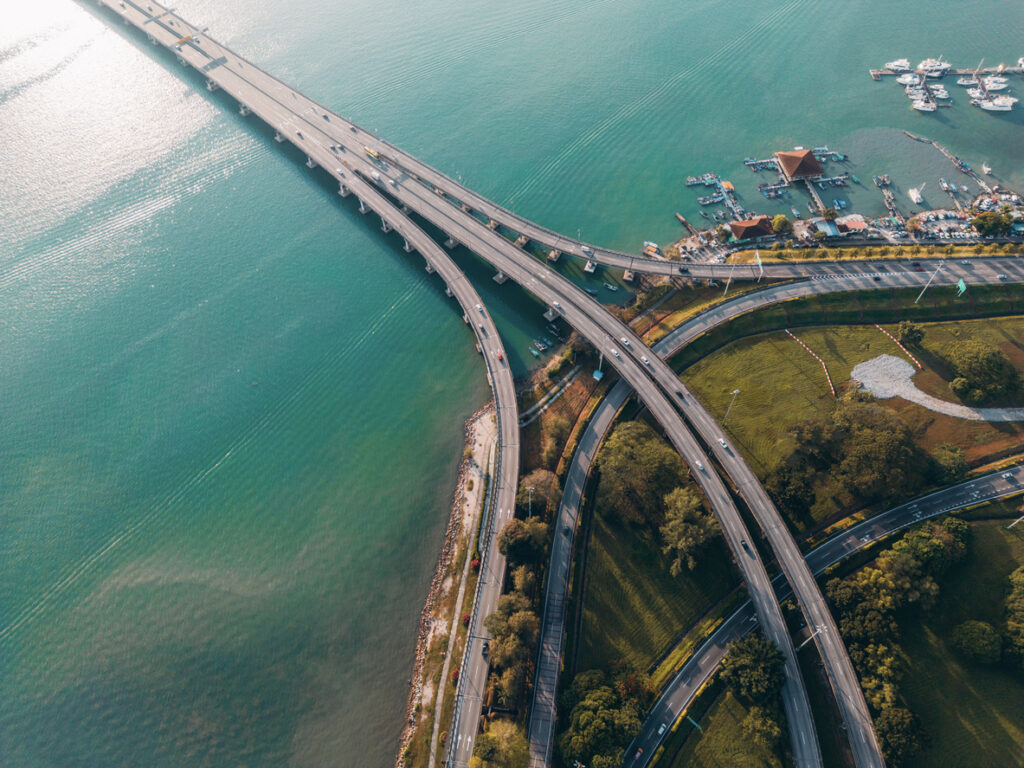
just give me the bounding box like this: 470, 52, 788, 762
666, 691, 783, 768
681, 317, 1024, 524
578, 501, 736, 673
899, 519, 1024, 768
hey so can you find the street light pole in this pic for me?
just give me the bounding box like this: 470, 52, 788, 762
798, 624, 827, 650
914, 262, 943, 304
723, 389, 740, 424
527, 486, 534, 518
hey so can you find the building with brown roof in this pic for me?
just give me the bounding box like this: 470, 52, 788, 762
774, 149, 823, 181
729, 215, 774, 241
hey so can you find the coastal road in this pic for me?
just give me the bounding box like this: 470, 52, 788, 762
527, 266, 1024, 766
629, 463, 1024, 766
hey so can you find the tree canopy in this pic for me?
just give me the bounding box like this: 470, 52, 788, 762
771, 214, 793, 234
515, 469, 561, 518
946, 339, 1019, 404
595, 421, 685, 524
895, 320, 924, 347
471, 720, 530, 768
720, 632, 785, 704
950, 620, 1002, 664
497, 517, 549, 566
659, 486, 719, 575
971, 210, 1013, 237
1004, 565, 1024, 668
557, 670, 644, 768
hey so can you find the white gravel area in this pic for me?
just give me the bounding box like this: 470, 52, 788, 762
851, 354, 1024, 422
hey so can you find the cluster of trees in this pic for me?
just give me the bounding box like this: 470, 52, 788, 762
596, 422, 720, 573
945, 339, 1019, 405
484, 469, 558, 714
771, 214, 793, 235
1005, 565, 1024, 667
767, 392, 932, 521
719, 633, 787, 749
949, 561, 1024, 669
970, 210, 1015, 237
470, 720, 529, 768
557, 666, 653, 768
825, 518, 971, 766
767, 391, 975, 521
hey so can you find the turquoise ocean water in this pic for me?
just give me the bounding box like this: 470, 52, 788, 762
1, 1, 1021, 766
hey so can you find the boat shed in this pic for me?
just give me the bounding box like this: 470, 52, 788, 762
729, 215, 774, 241
774, 149, 824, 182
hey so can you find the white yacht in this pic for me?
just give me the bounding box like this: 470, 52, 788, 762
917, 57, 951, 77
885, 58, 911, 72
982, 77, 1009, 91
897, 73, 921, 86
957, 76, 979, 86
967, 88, 985, 99
909, 184, 925, 204
912, 100, 936, 112
978, 95, 1019, 111
982, 163, 993, 175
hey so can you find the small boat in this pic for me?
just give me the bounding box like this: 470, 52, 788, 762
957, 77, 979, 86
960, 185, 969, 193
851, 175, 861, 184
543, 337, 554, 347
533, 339, 548, 352
976, 95, 1019, 111
603, 282, 619, 292
584, 287, 599, 296
896, 73, 920, 86
912, 99, 937, 112
529, 347, 540, 358
917, 56, 951, 77
700, 210, 709, 219
886, 58, 911, 72
791, 206, 801, 219
982, 162, 993, 175
982, 78, 1009, 91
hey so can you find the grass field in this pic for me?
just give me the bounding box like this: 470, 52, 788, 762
681, 317, 1024, 525
900, 519, 1024, 768
578, 498, 737, 673
666, 691, 783, 768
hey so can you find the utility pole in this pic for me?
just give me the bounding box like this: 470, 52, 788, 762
798, 624, 826, 650
723, 389, 740, 424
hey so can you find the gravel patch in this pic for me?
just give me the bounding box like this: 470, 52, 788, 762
851, 354, 1024, 422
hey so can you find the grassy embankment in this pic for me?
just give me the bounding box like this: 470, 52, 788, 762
676, 286, 1024, 527
900, 516, 1024, 768
729, 241, 1022, 264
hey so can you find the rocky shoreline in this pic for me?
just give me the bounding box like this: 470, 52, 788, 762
394, 400, 495, 767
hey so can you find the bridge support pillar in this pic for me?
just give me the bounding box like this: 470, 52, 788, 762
123, 17, 131, 25
206, 79, 219, 92
401, 205, 411, 214
444, 237, 457, 249
358, 198, 369, 215
403, 240, 413, 253
425, 263, 435, 274
445, 286, 453, 297
148, 35, 157, 45
306, 156, 316, 169
239, 104, 251, 117
176, 55, 188, 66
338, 183, 350, 198
274, 131, 284, 143
381, 219, 393, 234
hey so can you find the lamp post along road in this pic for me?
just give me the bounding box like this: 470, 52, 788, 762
723, 389, 740, 425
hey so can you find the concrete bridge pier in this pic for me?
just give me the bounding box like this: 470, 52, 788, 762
403, 240, 414, 253
381, 219, 393, 234
176, 54, 188, 66
425, 263, 435, 274
338, 183, 350, 198
239, 104, 251, 117
358, 198, 369, 215
445, 286, 453, 297
274, 131, 284, 143
401, 205, 411, 214
147, 34, 157, 45
444, 237, 458, 249
306, 156, 316, 169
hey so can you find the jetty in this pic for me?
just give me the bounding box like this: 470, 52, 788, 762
869, 64, 1024, 80
902, 131, 993, 193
